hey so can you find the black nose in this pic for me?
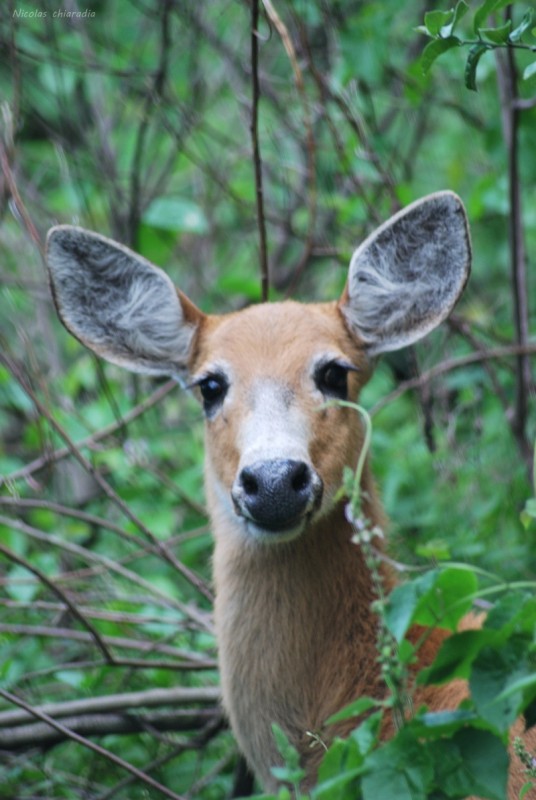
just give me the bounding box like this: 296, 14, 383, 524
232, 458, 323, 532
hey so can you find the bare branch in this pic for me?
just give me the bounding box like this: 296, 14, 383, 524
250, 0, 270, 301
0, 708, 221, 750
0, 689, 188, 800
0, 685, 220, 729
371, 342, 536, 416
0, 623, 216, 669
0, 351, 213, 603
495, 20, 533, 469
0, 378, 177, 487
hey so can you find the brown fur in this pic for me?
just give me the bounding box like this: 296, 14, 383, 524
188, 301, 536, 796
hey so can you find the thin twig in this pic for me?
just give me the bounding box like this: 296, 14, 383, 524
95, 717, 225, 800
0, 512, 212, 632
262, 1, 317, 295
250, 0, 270, 302
0, 689, 188, 800
371, 342, 536, 416
0, 137, 41, 250
127, 0, 173, 247
0, 686, 220, 728
0, 623, 215, 669
0, 378, 178, 487
0, 350, 213, 603
0, 708, 220, 750
0, 542, 113, 663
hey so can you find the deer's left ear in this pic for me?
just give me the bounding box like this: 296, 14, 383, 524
339, 191, 471, 355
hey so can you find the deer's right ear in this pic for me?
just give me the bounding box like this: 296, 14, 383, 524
46, 226, 204, 379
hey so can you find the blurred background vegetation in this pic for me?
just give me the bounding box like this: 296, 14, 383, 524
0, 0, 534, 797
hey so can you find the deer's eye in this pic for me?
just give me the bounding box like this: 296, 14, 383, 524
197, 374, 228, 414
315, 361, 351, 400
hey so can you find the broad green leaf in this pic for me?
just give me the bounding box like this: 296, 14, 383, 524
362, 730, 434, 800
480, 20, 512, 43
465, 44, 490, 91
452, 728, 508, 800
350, 710, 383, 756
470, 639, 530, 731
441, 0, 470, 37
384, 569, 438, 642
326, 695, 379, 724
385, 567, 477, 643
491, 671, 536, 705
509, 9, 534, 42
413, 567, 478, 631
420, 36, 461, 74
411, 708, 477, 738
424, 9, 454, 37
315, 737, 365, 799
474, 0, 513, 34
485, 592, 536, 636
418, 629, 493, 685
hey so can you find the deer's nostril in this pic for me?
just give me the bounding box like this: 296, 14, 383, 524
241, 470, 259, 496
290, 462, 310, 493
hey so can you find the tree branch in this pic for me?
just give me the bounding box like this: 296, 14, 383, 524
0, 688, 188, 800
250, 0, 270, 301
0, 686, 220, 729
0, 350, 213, 603
495, 19, 533, 469
371, 342, 536, 416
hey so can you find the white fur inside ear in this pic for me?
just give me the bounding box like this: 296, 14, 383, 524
341, 192, 471, 354
46, 226, 197, 377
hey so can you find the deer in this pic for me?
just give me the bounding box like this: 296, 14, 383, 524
45, 192, 534, 796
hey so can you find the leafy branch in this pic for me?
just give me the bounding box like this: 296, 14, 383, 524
418, 0, 536, 89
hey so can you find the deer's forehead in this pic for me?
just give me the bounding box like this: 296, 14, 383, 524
193, 301, 362, 379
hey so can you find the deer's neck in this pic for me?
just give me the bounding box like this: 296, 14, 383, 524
211, 491, 391, 788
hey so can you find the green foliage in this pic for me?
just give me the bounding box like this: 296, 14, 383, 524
418, 0, 536, 89
0, 0, 535, 796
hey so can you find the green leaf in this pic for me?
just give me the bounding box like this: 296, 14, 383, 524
412, 707, 477, 738
142, 196, 209, 234
384, 570, 438, 642
350, 710, 383, 756
522, 498, 536, 528
480, 20, 512, 43
413, 567, 478, 630
491, 671, 536, 705
420, 36, 461, 74
465, 43, 490, 90
474, 0, 513, 35
418, 629, 493, 685
485, 592, 536, 636
326, 696, 379, 725
315, 737, 365, 799
424, 9, 454, 37
520, 783, 536, 800
385, 567, 477, 644
434, 728, 508, 800
361, 730, 434, 800
441, 0, 470, 37
470, 638, 530, 731
509, 9, 534, 43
